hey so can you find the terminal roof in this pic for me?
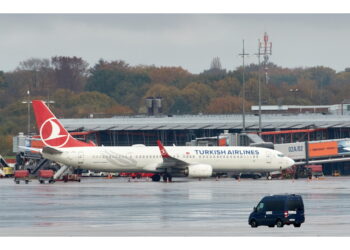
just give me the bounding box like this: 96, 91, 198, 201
60, 114, 350, 132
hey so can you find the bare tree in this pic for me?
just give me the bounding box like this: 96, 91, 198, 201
210, 56, 222, 70
16, 58, 54, 95
51, 56, 89, 93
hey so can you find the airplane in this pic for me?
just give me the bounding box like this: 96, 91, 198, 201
31, 100, 295, 182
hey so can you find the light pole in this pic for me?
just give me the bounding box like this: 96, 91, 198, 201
21, 90, 31, 135
239, 40, 249, 133
22, 91, 55, 135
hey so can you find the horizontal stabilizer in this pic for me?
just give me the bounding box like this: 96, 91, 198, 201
19, 146, 42, 153
42, 146, 63, 155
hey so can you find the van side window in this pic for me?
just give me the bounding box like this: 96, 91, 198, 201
265, 199, 284, 211
287, 199, 304, 211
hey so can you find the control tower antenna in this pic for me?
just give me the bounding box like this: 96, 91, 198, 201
256, 32, 272, 133
262, 32, 272, 85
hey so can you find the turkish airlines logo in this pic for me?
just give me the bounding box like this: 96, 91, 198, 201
40, 118, 69, 147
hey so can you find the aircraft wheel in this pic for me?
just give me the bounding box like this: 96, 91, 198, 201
151, 174, 161, 182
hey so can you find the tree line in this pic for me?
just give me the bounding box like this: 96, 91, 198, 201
0, 55, 349, 155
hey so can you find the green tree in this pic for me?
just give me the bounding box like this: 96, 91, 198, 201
86, 60, 151, 111
181, 82, 215, 113
206, 96, 251, 114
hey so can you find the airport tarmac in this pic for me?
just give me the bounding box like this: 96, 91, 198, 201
1, 176, 350, 236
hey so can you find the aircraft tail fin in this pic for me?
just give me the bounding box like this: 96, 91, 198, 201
32, 100, 93, 148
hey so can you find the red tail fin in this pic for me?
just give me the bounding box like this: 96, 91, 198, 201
32, 100, 93, 148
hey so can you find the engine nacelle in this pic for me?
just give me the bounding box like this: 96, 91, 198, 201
186, 164, 213, 178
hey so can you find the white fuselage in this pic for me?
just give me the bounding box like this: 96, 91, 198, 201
43, 145, 294, 173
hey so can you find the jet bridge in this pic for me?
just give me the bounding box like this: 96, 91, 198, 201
275, 138, 350, 166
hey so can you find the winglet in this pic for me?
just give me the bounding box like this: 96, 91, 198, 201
157, 140, 171, 158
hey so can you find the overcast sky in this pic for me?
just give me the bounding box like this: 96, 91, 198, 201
1, 14, 350, 73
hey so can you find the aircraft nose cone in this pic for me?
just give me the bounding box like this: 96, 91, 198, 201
288, 158, 295, 167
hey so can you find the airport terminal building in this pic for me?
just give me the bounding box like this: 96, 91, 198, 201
13, 111, 350, 176
59, 113, 350, 146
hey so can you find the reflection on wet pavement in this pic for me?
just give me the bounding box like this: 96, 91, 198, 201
1, 177, 350, 236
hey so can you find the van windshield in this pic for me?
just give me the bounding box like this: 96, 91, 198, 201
287, 199, 304, 210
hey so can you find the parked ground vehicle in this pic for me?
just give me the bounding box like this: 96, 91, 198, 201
14, 170, 30, 184
249, 194, 305, 228
2, 167, 14, 177
61, 174, 81, 182
81, 170, 109, 177
38, 170, 55, 184
119, 172, 154, 179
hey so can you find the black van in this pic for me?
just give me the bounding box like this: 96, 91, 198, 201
248, 194, 305, 228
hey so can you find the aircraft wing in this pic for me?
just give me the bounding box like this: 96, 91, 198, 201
156, 140, 188, 170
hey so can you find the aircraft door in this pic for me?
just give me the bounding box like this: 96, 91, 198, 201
78, 151, 84, 165
266, 151, 272, 164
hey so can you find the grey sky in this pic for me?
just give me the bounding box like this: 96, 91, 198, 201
1, 14, 350, 73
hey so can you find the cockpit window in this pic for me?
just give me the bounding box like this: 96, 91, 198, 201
277, 153, 285, 157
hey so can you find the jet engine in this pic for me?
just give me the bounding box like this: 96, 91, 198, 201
186, 164, 213, 178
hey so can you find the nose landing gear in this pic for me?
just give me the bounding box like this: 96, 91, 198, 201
162, 173, 172, 182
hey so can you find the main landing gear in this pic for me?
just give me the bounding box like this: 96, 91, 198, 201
151, 173, 172, 182
266, 172, 272, 180
151, 174, 161, 182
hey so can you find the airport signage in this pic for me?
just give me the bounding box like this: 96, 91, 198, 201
274, 142, 306, 160
308, 141, 338, 157
194, 149, 260, 155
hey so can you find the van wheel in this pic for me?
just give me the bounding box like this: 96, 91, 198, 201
294, 223, 301, 227
276, 219, 284, 228
250, 220, 258, 228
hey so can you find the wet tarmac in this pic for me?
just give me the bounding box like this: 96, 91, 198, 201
1, 176, 350, 236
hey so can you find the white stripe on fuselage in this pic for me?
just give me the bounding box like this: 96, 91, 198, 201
43, 146, 292, 173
